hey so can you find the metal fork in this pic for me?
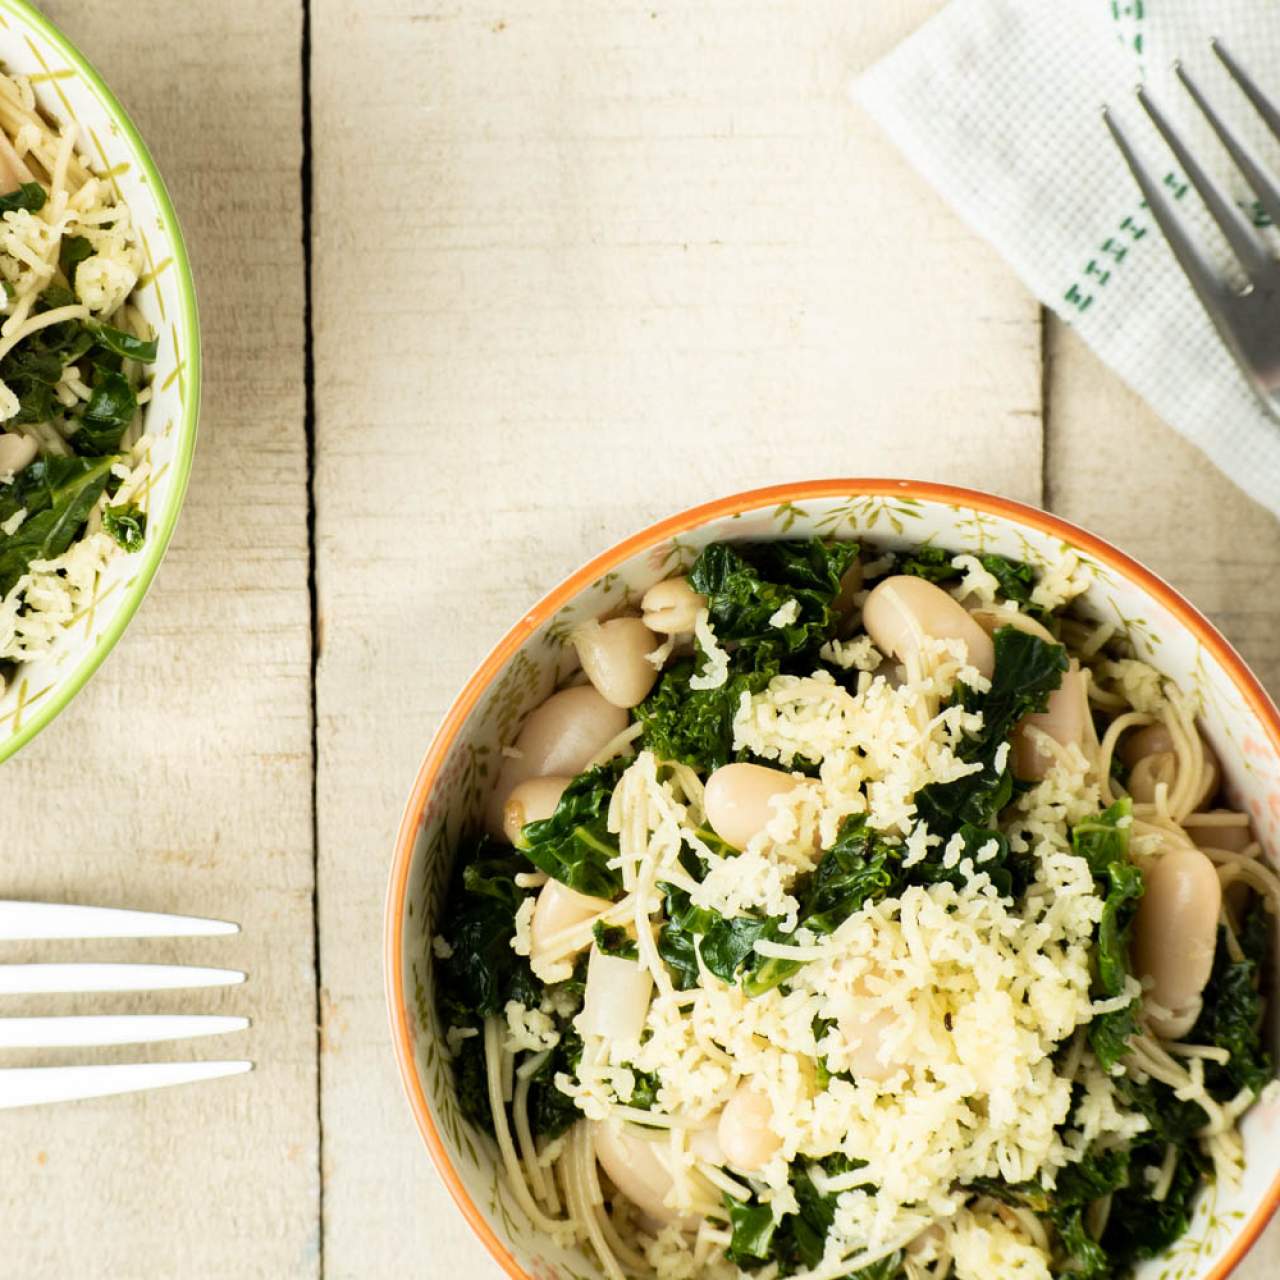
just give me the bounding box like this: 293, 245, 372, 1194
1103, 40, 1280, 419
0, 900, 250, 1108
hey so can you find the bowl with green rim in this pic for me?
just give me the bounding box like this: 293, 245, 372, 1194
0, 0, 199, 762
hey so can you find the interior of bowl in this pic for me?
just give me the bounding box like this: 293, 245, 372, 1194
0, 0, 199, 763
388, 480, 1280, 1280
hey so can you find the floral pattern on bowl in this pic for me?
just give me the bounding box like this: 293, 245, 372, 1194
387, 481, 1280, 1280
0, 0, 199, 762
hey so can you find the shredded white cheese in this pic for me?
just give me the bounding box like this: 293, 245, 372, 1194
768, 598, 800, 628
688, 608, 730, 691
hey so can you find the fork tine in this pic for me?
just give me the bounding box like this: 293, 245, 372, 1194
0, 901, 239, 941
1192, 45, 1280, 232
0, 1060, 252, 1110
1135, 82, 1272, 278
1177, 58, 1280, 235
0, 963, 246, 995
0, 1014, 250, 1048
1214, 40, 1280, 143
1103, 106, 1226, 306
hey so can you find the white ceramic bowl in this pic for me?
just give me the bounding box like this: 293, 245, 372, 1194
388, 480, 1280, 1280
0, 1, 200, 762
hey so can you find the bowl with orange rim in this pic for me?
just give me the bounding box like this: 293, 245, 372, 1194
386, 480, 1280, 1280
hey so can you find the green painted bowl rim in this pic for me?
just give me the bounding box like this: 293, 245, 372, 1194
0, 0, 201, 764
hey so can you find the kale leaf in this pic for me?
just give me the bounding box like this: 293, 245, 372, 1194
724, 1194, 778, 1264
974, 1146, 1129, 1277
635, 650, 779, 772
656, 891, 702, 991
89, 321, 159, 364
592, 921, 637, 961
436, 837, 534, 1022
977, 554, 1049, 621
1054, 1206, 1111, 1279
724, 1160, 893, 1277
1188, 900, 1272, 1099
451, 1032, 495, 1136
1103, 1142, 1202, 1266
689, 539, 859, 659
1072, 798, 1145, 1071
743, 816, 903, 996
914, 627, 1067, 844
659, 882, 770, 987
965, 625, 1069, 748
519, 763, 623, 898
58, 234, 93, 286
636, 539, 858, 772
802, 815, 903, 933
1072, 799, 1133, 879
529, 1024, 584, 1140
0, 454, 117, 596
0, 182, 46, 215
72, 370, 137, 455
896, 544, 956, 582
904, 627, 1066, 902
102, 502, 146, 552
898, 545, 1047, 619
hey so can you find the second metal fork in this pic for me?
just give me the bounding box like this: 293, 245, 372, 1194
1104, 40, 1280, 419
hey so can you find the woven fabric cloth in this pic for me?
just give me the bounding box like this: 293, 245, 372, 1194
858, 0, 1280, 514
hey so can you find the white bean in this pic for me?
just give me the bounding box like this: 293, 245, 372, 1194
687, 1123, 726, 1166
833, 990, 900, 1083
1122, 723, 1220, 810
641, 576, 706, 635
581, 946, 653, 1043
573, 617, 660, 708
502, 775, 571, 846
716, 1082, 781, 1171
591, 1122, 698, 1228
1132, 840, 1222, 1038
1190, 815, 1255, 855
529, 880, 611, 964
861, 575, 995, 679
485, 686, 628, 837
0, 431, 36, 477
1011, 663, 1089, 782
703, 763, 804, 850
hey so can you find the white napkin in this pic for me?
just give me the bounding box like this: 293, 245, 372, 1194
857, 0, 1280, 516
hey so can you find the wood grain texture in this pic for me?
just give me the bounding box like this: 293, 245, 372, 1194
311, 2, 1040, 1275
1045, 318, 1280, 1277
0, 2, 318, 1277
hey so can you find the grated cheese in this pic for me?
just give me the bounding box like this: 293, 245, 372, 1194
818, 634, 881, 671
1030, 550, 1093, 612
688, 608, 730, 691
949, 553, 1002, 607
768, 598, 800, 628
951, 1208, 1051, 1280
504, 999, 561, 1054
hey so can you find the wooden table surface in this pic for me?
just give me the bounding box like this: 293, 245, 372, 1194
1, 1, 1277, 1275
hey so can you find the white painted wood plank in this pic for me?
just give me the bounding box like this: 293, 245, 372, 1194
312, 2, 1042, 1274
1045, 319, 1280, 1278
0, 2, 318, 1276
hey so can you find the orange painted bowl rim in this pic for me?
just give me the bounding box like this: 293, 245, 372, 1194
385, 478, 1280, 1280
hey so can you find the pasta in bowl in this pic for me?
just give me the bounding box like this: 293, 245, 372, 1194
387, 482, 1280, 1280
0, 3, 199, 760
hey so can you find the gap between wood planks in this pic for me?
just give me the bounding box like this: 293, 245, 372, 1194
1040, 307, 1054, 511
300, 0, 325, 1273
